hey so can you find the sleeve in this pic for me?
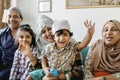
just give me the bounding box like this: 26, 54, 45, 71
9, 50, 20, 80
84, 46, 94, 79
29, 47, 42, 70
41, 45, 50, 57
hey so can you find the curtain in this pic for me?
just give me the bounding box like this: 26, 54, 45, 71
0, 0, 11, 29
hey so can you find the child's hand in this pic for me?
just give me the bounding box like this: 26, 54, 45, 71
18, 42, 32, 56
50, 69, 59, 76
84, 20, 95, 35
44, 67, 52, 77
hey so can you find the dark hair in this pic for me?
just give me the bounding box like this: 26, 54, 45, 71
17, 24, 36, 47
53, 29, 73, 37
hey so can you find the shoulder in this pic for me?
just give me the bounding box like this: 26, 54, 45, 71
42, 42, 55, 51
46, 43, 55, 49
90, 39, 103, 49
69, 40, 78, 47
41, 43, 55, 55
0, 27, 9, 35
14, 49, 21, 56
0, 27, 9, 32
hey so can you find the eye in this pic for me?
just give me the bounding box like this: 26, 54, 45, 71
26, 35, 31, 38
111, 28, 119, 31
48, 27, 52, 31
63, 33, 68, 36
8, 15, 11, 19
103, 28, 108, 32
41, 30, 46, 34
19, 35, 23, 39
13, 15, 20, 18
56, 33, 60, 36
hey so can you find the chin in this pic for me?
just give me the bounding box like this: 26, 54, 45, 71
47, 39, 53, 42
106, 43, 114, 47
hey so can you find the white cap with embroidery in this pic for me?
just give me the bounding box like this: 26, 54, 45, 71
52, 20, 71, 35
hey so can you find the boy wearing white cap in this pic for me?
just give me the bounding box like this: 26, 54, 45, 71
27, 20, 95, 80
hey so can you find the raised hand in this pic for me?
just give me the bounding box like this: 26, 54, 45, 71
18, 42, 32, 56
84, 20, 95, 35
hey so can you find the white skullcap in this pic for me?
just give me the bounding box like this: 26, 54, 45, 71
52, 20, 71, 35
36, 15, 53, 35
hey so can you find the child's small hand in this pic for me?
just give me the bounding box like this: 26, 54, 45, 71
84, 20, 95, 35
50, 69, 59, 76
44, 67, 52, 77
18, 42, 32, 56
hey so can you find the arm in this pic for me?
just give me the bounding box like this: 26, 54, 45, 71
77, 20, 95, 50
9, 50, 19, 80
42, 55, 51, 77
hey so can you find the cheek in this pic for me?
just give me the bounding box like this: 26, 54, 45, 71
102, 33, 106, 38
29, 39, 32, 45
41, 34, 47, 40
18, 39, 23, 44
115, 34, 120, 40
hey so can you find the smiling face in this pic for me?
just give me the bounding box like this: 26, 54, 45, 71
102, 22, 120, 47
18, 30, 32, 46
41, 26, 54, 43
54, 29, 71, 50
7, 10, 22, 30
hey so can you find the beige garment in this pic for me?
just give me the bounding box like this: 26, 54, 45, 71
90, 39, 120, 73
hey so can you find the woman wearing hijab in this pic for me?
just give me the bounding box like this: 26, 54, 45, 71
35, 15, 54, 60
84, 19, 120, 80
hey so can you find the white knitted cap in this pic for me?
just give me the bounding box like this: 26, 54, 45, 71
52, 20, 71, 35
36, 15, 53, 35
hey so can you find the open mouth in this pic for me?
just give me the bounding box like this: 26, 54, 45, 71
106, 37, 113, 41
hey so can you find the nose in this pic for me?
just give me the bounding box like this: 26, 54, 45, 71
9, 16, 15, 21
106, 30, 112, 35
22, 37, 27, 42
59, 35, 64, 40
46, 31, 51, 36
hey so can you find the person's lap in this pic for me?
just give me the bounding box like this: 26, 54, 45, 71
29, 69, 45, 80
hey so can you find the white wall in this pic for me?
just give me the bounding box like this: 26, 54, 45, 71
11, 0, 120, 45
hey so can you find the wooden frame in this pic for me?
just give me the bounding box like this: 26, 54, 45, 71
66, 0, 120, 9
38, 0, 52, 13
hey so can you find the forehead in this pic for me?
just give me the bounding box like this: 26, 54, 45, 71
104, 22, 118, 28
17, 30, 31, 36
42, 26, 51, 30
56, 29, 69, 33
7, 10, 20, 16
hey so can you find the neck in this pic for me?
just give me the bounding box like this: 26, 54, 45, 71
10, 28, 18, 39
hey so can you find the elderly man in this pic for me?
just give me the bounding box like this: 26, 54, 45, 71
0, 6, 23, 80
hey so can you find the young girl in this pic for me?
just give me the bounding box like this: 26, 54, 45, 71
9, 24, 38, 80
